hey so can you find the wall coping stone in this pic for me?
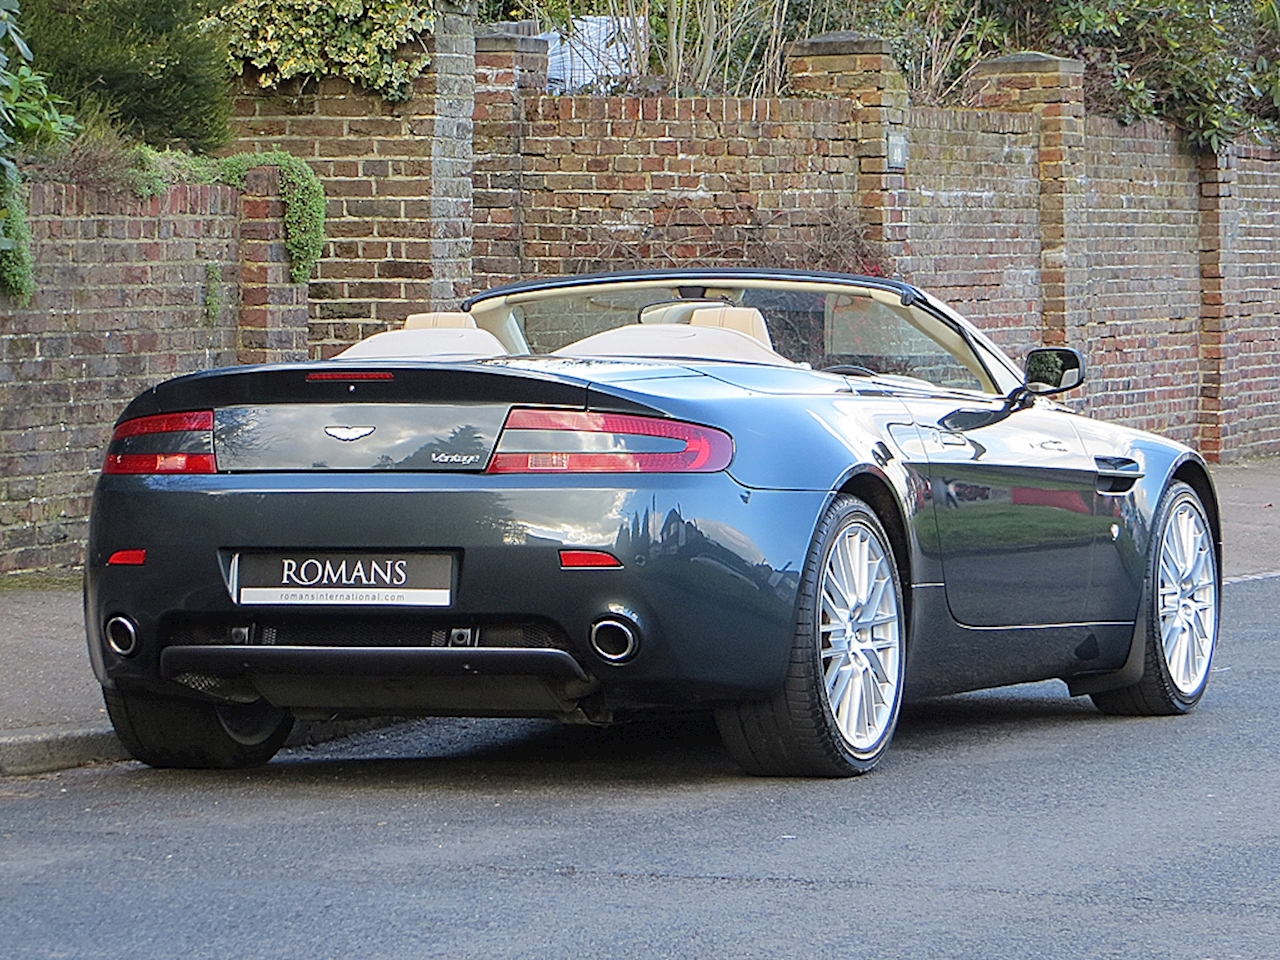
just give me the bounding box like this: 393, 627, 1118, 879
475, 34, 548, 55
973, 52, 1084, 76
785, 32, 892, 58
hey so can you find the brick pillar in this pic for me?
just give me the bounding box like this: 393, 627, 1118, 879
1196, 148, 1238, 461
784, 34, 909, 258
230, 6, 475, 353
237, 166, 309, 364
969, 53, 1086, 347
473, 32, 549, 288
426, 0, 477, 306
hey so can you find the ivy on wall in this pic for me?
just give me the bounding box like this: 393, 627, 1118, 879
211, 0, 434, 102
219, 150, 326, 283
2, 147, 325, 303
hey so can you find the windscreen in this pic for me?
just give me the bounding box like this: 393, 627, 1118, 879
511, 283, 993, 392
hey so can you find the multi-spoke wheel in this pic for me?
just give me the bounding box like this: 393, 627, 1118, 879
716, 495, 905, 776
1092, 481, 1219, 716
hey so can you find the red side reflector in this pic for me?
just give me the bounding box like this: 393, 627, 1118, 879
111, 411, 213, 441
107, 549, 147, 566
306, 371, 395, 381
104, 453, 217, 475
559, 549, 623, 569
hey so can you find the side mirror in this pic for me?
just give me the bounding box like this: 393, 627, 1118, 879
1024, 347, 1085, 395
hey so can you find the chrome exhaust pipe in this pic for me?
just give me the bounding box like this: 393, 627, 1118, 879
104, 616, 138, 657
589, 618, 639, 663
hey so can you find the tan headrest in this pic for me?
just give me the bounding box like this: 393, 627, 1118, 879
404, 311, 476, 329
687, 306, 772, 348
640, 301, 704, 325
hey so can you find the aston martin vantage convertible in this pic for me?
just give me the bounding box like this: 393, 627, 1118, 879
85, 269, 1221, 776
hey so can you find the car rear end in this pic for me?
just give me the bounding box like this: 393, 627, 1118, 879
86, 360, 822, 729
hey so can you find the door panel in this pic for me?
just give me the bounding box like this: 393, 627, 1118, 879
901, 397, 1103, 627
1069, 416, 1149, 623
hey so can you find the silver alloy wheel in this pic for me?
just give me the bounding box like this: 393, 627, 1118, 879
819, 519, 901, 752
1157, 498, 1217, 695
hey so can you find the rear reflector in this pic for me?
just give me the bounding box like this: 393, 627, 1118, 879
104, 453, 217, 475
107, 549, 147, 566
488, 409, 733, 474
103, 410, 216, 475
306, 371, 395, 382
559, 549, 623, 569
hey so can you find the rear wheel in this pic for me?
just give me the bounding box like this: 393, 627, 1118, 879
716, 495, 905, 776
104, 688, 293, 769
1092, 481, 1218, 716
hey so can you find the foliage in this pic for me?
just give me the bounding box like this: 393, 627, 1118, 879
212, 0, 434, 102
204, 260, 224, 325
218, 150, 326, 282
512, 0, 792, 95
0, 63, 76, 147
0, 0, 75, 302
24, 0, 232, 154
825, 0, 1011, 102
0, 168, 33, 301
1047, 0, 1253, 149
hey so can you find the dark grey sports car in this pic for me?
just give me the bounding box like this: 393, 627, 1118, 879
85, 269, 1221, 776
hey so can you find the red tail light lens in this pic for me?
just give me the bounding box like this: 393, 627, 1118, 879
488, 409, 733, 474
103, 411, 217, 475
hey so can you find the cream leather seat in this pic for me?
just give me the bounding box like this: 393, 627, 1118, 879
687, 306, 773, 348
553, 324, 792, 366
336, 327, 507, 360
403, 311, 475, 329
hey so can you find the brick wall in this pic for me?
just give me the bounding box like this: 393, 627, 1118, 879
0, 174, 306, 574
1228, 145, 1280, 454
229, 6, 475, 358
898, 106, 1041, 354
1078, 116, 1203, 441
472, 34, 874, 291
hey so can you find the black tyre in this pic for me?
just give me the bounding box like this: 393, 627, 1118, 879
1092, 481, 1219, 716
716, 495, 906, 776
104, 688, 293, 769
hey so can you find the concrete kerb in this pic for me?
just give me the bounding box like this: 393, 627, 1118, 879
0, 725, 130, 777
0, 716, 409, 778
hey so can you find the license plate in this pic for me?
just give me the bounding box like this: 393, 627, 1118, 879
235, 552, 452, 607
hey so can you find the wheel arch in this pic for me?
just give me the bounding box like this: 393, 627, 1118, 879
837, 469, 913, 626
1171, 457, 1222, 573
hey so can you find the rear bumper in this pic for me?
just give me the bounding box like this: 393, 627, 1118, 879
87, 472, 826, 713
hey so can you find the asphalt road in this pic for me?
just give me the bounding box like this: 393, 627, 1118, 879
2, 577, 1277, 960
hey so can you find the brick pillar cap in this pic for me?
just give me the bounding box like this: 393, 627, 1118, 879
784, 32, 892, 58
475, 32, 549, 55
972, 51, 1084, 76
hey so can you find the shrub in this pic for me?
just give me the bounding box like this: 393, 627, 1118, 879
23, 0, 232, 153
0, 0, 75, 303
213, 0, 434, 102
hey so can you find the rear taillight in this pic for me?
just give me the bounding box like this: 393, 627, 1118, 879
487, 409, 733, 474
103, 410, 216, 475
